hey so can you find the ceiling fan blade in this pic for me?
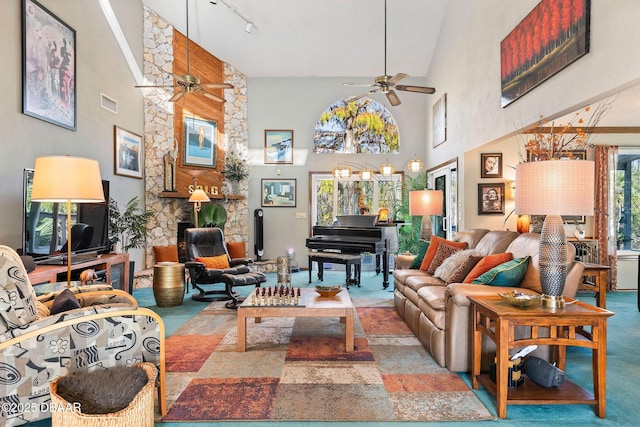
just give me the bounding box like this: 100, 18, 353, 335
202, 91, 225, 103
395, 84, 436, 94
344, 82, 376, 87
135, 84, 175, 88
169, 89, 186, 102
387, 73, 408, 84
201, 83, 234, 89
386, 90, 402, 106
172, 73, 188, 84
344, 89, 378, 104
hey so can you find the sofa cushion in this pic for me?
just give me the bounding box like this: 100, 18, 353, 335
0, 249, 38, 333
434, 249, 479, 282
393, 269, 431, 285
472, 256, 531, 286
463, 252, 513, 283
196, 254, 230, 269
446, 255, 484, 284
405, 274, 445, 293
419, 236, 468, 272
473, 230, 519, 256
409, 240, 430, 269
454, 229, 490, 249
50, 289, 82, 315
426, 242, 463, 275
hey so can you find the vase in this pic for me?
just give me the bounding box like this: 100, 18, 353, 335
230, 181, 241, 194
516, 215, 530, 234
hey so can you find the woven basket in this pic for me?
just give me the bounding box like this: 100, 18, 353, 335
49, 362, 157, 427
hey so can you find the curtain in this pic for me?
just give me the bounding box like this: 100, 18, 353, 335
594, 145, 618, 291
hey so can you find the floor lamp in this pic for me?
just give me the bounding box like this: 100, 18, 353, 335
515, 160, 594, 308
189, 189, 210, 227
31, 156, 104, 287
409, 190, 443, 241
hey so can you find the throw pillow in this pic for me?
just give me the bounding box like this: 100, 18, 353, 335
472, 256, 531, 286
50, 289, 81, 315
0, 251, 38, 333
226, 241, 246, 259
409, 240, 430, 269
426, 242, 463, 275
463, 252, 513, 283
153, 245, 179, 263
433, 249, 480, 282
196, 254, 230, 269
419, 236, 468, 272
446, 255, 484, 284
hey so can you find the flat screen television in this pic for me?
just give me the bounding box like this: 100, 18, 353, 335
22, 168, 110, 262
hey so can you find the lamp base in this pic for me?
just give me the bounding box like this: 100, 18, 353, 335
540, 294, 566, 309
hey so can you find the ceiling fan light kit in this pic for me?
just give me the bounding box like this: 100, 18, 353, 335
343, 0, 435, 106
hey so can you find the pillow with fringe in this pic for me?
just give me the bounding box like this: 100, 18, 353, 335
434, 249, 480, 282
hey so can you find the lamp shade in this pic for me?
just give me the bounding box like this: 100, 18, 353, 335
515, 160, 594, 216
188, 189, 211, 203
407, 158, 424, 173
31, 156, 104, 202
409, 190, 443, 216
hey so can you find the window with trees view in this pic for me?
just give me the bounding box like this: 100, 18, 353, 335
616, 152, 640, 250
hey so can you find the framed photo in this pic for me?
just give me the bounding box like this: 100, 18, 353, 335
432, 94, 447, 148
526, 149, 586, 162
481, 153, 503, 178
114, 126, 143, 179
265, 130, 294, 164
183, 117, 217, 167
501, 0, 590, 107
478, 183, 505, 215
261, 178, 296, 207
22, 0, 76, 130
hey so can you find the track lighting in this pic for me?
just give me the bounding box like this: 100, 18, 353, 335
244, 22, 254, 33
212, 0, 258, 34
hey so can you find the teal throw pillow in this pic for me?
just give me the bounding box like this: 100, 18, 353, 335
472, 256, 531, 286
409, 240, 430, 269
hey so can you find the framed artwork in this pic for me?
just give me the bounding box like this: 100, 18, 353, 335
531, 215, 586, 230
478, 183, 505, 215
481, 153, 503, 178
114, 126, 143, 179
432, 94, 447, 147
261, 179, 296, 207
526, 149, 586, 162
22, 0, 77, 130
500, 0, 590, 107
183, 117, 217, 168
265, 130, 294, 164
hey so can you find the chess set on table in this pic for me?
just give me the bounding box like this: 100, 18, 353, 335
246, 286, 305, 306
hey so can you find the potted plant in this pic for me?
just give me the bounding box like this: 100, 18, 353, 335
396, 172, 428, 254
222, 150, 249, 194
194, 203, 227, 229
108, 196, 154, 253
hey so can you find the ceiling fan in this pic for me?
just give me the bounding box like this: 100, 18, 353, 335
136, 0, 233, 103
343, 0, 435, 106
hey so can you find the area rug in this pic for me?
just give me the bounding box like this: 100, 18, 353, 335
161, 298, 493, 422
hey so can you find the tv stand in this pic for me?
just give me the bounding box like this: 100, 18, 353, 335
28, 253, 130, 293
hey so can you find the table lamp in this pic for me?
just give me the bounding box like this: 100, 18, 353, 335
189, 189, 210, 226
515, 160, 594, 308
31, 156, 104, 287
409, 190, 443, 240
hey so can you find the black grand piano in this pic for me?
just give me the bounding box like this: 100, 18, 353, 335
306, 215, 399, 289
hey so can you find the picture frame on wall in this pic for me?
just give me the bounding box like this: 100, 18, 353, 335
478, 183, 505, 215
261, 178, 296, 207
22, 0, 77, 131
481, 153, 503, 178
265, 130, 294, 164
183, 117, 217, 168
432, 94, 447, 147
114, 126, 143, 179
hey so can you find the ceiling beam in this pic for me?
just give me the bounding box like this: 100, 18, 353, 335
531, 126, 640, 134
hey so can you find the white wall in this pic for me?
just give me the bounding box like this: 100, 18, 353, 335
246, 77, 428, 265
0, 0, 146, 265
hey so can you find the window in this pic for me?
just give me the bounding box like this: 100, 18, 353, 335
616, 151, 640, 250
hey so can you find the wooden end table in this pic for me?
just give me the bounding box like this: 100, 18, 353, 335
469, 295, 614, 419
237, 287, 355, 352
580, 263, 611, 308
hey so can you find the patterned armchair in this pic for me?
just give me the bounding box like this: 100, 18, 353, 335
0, 245, 166, 426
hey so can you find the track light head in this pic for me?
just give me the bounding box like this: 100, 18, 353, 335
244, 22, 254, 33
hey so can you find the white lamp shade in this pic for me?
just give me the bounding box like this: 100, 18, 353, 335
31, 156, 104, 202
409, 190, 443, 216
188, 189, 211, 203
515, 160, 594, 216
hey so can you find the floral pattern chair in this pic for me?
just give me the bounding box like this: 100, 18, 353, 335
0, 245, 166, 426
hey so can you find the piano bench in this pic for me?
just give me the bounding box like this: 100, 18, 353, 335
308, 252, 363, 288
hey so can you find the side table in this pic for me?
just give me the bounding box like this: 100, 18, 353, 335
469, 296, 613, 419
580, 263, 611, 308
153, 262, 185, 307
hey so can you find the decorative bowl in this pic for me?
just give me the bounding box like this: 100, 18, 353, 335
498, 291, 541, 308
315, 285, 342, 297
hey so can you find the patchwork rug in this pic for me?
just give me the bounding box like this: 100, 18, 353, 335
161, 297, 493, 422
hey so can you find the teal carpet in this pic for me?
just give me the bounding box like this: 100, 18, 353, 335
28, 269, 640, 426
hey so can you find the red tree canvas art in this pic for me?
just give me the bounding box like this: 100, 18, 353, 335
500, 0, 590, 107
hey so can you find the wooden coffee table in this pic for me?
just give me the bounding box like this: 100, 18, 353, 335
237, 287, 355, 352
469, 295, 613, 419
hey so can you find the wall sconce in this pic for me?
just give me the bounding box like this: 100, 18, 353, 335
189, 188, 210, 226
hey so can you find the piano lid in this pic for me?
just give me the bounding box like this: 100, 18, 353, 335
335, 215, 378, 227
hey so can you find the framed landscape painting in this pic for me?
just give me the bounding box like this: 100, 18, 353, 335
183, 117, 216, 168
22, 0, 77, 130
262, 179, 296, 207
265, 130, 294, 164
114, 126, 143, 179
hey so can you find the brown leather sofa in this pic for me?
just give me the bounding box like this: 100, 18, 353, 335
393, 229, 585, 372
